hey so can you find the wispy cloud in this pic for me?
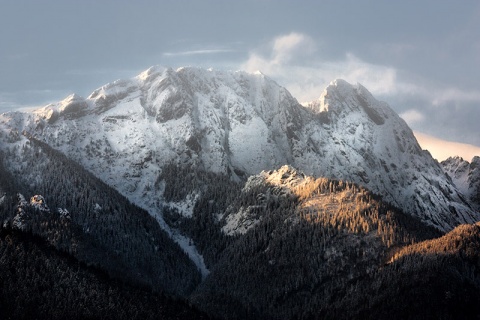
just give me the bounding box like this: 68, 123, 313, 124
241, 32, 411, 102
400, 109, 425, 125
432, 87, 480, 106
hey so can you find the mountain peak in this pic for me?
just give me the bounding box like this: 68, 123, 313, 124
306, 78, 387, 127
136, 65, 169, 82
442, 156, 480, 210
326, 78, 355, 93
321, 78, 371, 102
63, 93, 84, 103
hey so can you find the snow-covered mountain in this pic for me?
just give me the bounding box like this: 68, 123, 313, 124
442, 156, 480, 210
0, 66, 477, 232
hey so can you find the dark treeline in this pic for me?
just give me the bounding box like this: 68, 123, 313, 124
0, 138, 200, 296
321, 222, 480, 320
0, 227, 211, 320
161, 162, 242, 267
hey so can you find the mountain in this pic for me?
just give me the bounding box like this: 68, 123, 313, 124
187, 165, 443, 319
1, 66, 480, 319
0, 66, 476, 232
441, 156, 480, 210
162, 164, 479, 319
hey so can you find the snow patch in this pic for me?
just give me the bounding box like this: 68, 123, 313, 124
141, 205, 210, 279
170, 229, 210, 278
222, 206, 261, 235
166, 192, 199, 218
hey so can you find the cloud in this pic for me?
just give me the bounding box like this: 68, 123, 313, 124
432, 87, 480, 106
340, 53, 399, 95
241, 32, 409, 102
400, 109, 425, 125
241, 33, 316, 74
239, 33, 479, 149
270, 32, 316, 64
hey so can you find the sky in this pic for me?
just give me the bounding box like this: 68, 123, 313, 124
1, 0, 479, 160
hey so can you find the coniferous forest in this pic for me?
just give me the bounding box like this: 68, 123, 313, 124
1, 137, 480, 319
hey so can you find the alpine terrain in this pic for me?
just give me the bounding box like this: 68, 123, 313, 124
1, 66, 479, 319
441, 156, 480, 210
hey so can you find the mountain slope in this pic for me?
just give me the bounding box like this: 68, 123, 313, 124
441, 156, 480, 210
0, 227, 210, 320
0, 137, 201, 296
0, 66, 475, 232
301, 80, 477, 230
185, 166, 476, 320
323, 221, 480, 320
1, 67, 478, 230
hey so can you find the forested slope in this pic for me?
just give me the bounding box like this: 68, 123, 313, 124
325, 222, 480, 320
0, 137, 200, 296
160, 165, 480, 319
0, 227, 210, 320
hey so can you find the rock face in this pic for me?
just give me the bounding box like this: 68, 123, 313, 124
442, 156, 480, 210
0, 66, 477, 231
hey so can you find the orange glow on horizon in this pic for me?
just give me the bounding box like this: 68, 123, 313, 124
414, 131, 480, 162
